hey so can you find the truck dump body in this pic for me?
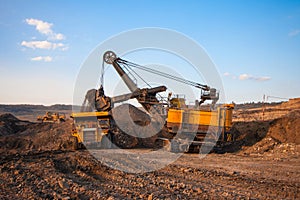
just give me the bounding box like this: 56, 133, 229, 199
167, 107, 233, 131
166, 104, 234, 144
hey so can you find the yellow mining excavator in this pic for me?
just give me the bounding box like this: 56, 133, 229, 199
71, 51, 234, 152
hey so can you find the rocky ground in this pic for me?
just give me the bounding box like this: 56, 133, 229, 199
1, 148, 299, 199
0, 100, 300, 199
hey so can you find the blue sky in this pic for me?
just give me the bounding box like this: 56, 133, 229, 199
0, 0, 299, 105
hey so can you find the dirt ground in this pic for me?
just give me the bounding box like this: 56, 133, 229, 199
0, 101, 300, 199
1, 149, 299, 199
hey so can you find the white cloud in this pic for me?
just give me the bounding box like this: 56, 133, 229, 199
21, 40, 66, 50
22, 18, 67, 53
288, 29, 300, 37
255, 76, 271, 81
26, 18, 52, 35
21, 40, 52, 49
50, 33, 65, 40
239, 73, 252, 80
223, 72, 237, 79
31, 56, 53, 62
225, 72, 270, 81
25, 18, 65, 41
61, 46, 69, 51
52, 42, 65, 49
239, 73, 271, 81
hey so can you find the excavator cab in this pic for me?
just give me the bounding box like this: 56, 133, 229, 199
199, 88, 219, 107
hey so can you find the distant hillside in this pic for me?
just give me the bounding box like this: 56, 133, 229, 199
0, 104, 72, 112
234, 102, 282, 110
1, 98, 297, 122
0, 104, 74, 122
233, 98, 300, 122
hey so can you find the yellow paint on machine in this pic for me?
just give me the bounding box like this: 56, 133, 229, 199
71, 111, 110, 118
71, 111, 111, 147
167, 104, 234, 130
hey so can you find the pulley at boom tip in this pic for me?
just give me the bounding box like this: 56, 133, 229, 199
103, 51, 117, 64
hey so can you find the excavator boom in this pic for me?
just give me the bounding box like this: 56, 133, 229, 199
103, 51, 167, 111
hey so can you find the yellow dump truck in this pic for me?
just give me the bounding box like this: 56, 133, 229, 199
164, 103, 235, 152
70, 111, 112, 150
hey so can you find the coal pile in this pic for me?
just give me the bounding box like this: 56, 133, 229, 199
111, 104, 164, 148
268, 110, 300, 144
232, 110, 300, 155
231, 121, 269, 145
0, 113, 31, 136
0, 114, 73, 155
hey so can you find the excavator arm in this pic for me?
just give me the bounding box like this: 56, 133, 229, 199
103, 51, 167, 112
